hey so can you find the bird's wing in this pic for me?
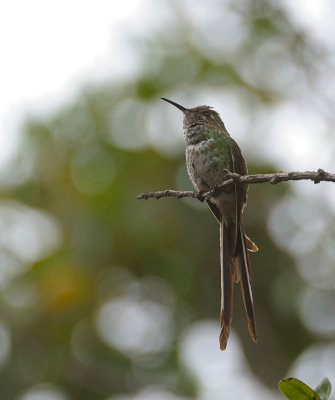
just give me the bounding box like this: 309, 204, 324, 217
229, 139, 248, 254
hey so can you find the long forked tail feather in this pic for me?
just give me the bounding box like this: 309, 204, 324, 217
219, 221, 234, 350
239, 224, 257, 343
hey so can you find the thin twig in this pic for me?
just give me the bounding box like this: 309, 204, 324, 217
136, 169, 334, 200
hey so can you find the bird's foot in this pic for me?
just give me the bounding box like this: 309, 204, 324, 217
196, 191, 206, 202
209, 184, 221, 197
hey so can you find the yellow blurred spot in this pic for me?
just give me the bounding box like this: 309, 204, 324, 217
38, 264, 91, 311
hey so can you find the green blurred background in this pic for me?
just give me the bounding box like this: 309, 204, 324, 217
1, 0, 335, 399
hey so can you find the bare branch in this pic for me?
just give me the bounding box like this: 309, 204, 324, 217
137, 169, 334, 201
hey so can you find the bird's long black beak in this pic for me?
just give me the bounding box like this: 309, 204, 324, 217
161, 97, 188, 112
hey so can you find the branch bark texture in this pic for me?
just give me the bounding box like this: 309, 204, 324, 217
137, 169, 334, 201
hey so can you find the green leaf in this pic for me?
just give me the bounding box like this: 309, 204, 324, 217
278, 377, 321, 400
314, 378, 331, 400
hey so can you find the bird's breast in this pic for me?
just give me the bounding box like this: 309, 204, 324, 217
185, 139, 231, 191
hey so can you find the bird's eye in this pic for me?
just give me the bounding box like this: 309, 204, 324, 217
204, 112, 211, 118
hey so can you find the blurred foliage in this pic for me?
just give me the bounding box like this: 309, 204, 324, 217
1, 0, 334, 399
279, 377, 331, 400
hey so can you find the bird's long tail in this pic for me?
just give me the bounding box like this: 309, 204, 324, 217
219, 220, 234, 350
238, 223, 257, 343
219, 221, 257, 350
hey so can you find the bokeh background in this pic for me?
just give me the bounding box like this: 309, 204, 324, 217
1, 0, 335, 399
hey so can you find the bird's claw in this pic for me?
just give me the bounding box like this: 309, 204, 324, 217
196, 191, 206, 202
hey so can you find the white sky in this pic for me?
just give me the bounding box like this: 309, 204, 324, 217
280, 0, 335, 46
0, 0, 144, 166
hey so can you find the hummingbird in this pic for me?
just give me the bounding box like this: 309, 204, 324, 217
161, 97, 258, 350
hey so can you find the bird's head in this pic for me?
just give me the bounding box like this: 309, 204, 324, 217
161, 97, 226, 131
